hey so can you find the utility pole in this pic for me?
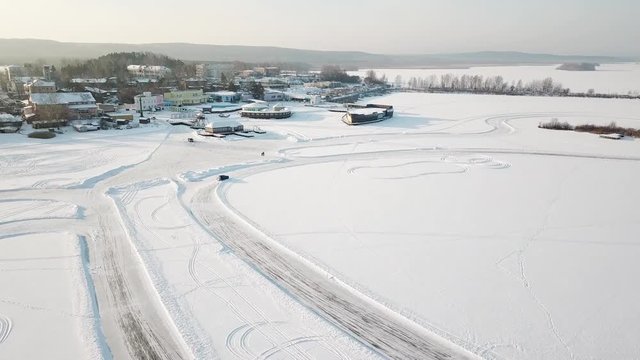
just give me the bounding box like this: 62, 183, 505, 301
139, 95, 144, 118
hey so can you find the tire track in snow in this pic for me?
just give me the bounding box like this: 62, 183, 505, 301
103, 181, 193, 359
114, 179, 317, 359
225, 321, 282, 359
113, 183, 244, 359
226, 323, 254, 358
279, 110, 640, 160
346, 154, 510, 180
175, 179, 323, 360
78, 236, 113, 360
279, 111, 582, 154
31, 178, 69, 189
184, 220, 307, 360
518, 187, 577, 360
347, 160, 467, 179
189, 182, 478, 360
0, 314, 12, 344
290, 145, 640, 163
495, 169, 576, 360
149, 198, 189, 230
0, 297, 90, 318
257, 336, 325, 360
69, 128, 173, 190
0, 199, 62, 222
134, 196, 189, 230
225, 321, 347, 360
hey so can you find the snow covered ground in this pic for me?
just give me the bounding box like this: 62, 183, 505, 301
350, 63, 640, 94
106, 178, 375, 359
0, 229, 106, 359
224, 93, 640, 359
1, 92, 639, 359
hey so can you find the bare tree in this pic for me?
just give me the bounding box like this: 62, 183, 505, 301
34, 104, 70, 121
394, 75, 403, 88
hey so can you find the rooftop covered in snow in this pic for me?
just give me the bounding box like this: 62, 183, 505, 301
30, 92, 96, 105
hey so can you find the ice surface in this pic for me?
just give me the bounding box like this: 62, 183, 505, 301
2, 91, 639, 359
350, 63, 640, 94
226, 93, 640, 360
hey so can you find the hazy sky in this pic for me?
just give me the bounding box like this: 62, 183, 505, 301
4, 0, 639, 56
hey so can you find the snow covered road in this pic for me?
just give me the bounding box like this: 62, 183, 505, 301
188, 178, 477, 360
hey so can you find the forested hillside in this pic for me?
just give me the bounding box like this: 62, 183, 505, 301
58, 52, 194, 83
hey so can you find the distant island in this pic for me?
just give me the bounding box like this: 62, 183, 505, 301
557, 63, 599, 71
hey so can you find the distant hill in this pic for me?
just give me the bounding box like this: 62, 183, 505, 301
557, 63, 599, 71
0, 39, 633, 68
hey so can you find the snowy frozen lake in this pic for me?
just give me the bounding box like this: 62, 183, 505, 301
1, 91, 639, 359
350, 63, 640, 95
225, 93, 640, 360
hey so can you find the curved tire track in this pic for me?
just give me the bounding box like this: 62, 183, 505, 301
0, 314, 12, 345
257, 336, 324, 360
189, 182, 477, 360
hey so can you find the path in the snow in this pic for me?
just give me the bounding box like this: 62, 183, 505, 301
189, 179, 477, 360
0, 314, 12, 345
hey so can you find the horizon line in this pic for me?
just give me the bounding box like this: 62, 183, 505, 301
1, 38, 636, 59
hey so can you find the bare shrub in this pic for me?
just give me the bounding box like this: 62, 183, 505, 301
538, 118, 574, 130
575, 123, 640, 137
28, 131, 56, 139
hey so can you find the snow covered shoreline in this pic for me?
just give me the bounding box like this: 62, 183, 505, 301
349, 63, 640, 95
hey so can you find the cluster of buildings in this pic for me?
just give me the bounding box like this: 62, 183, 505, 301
0, 59, 391, 132
195, 63, 235, 80
0, 64, 57, 97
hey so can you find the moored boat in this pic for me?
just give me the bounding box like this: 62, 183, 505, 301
341, 104, 394, 125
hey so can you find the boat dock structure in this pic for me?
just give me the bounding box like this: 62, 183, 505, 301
341, 104, 394, 125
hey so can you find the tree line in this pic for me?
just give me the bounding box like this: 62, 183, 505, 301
319, 65, 360, 83
398, 74, 569, 96
539, 119, 640, 138
57, 52, 195, 86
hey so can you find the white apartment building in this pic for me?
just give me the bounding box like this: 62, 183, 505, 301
127, 65, 172, 79
133, 92, 164, 110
